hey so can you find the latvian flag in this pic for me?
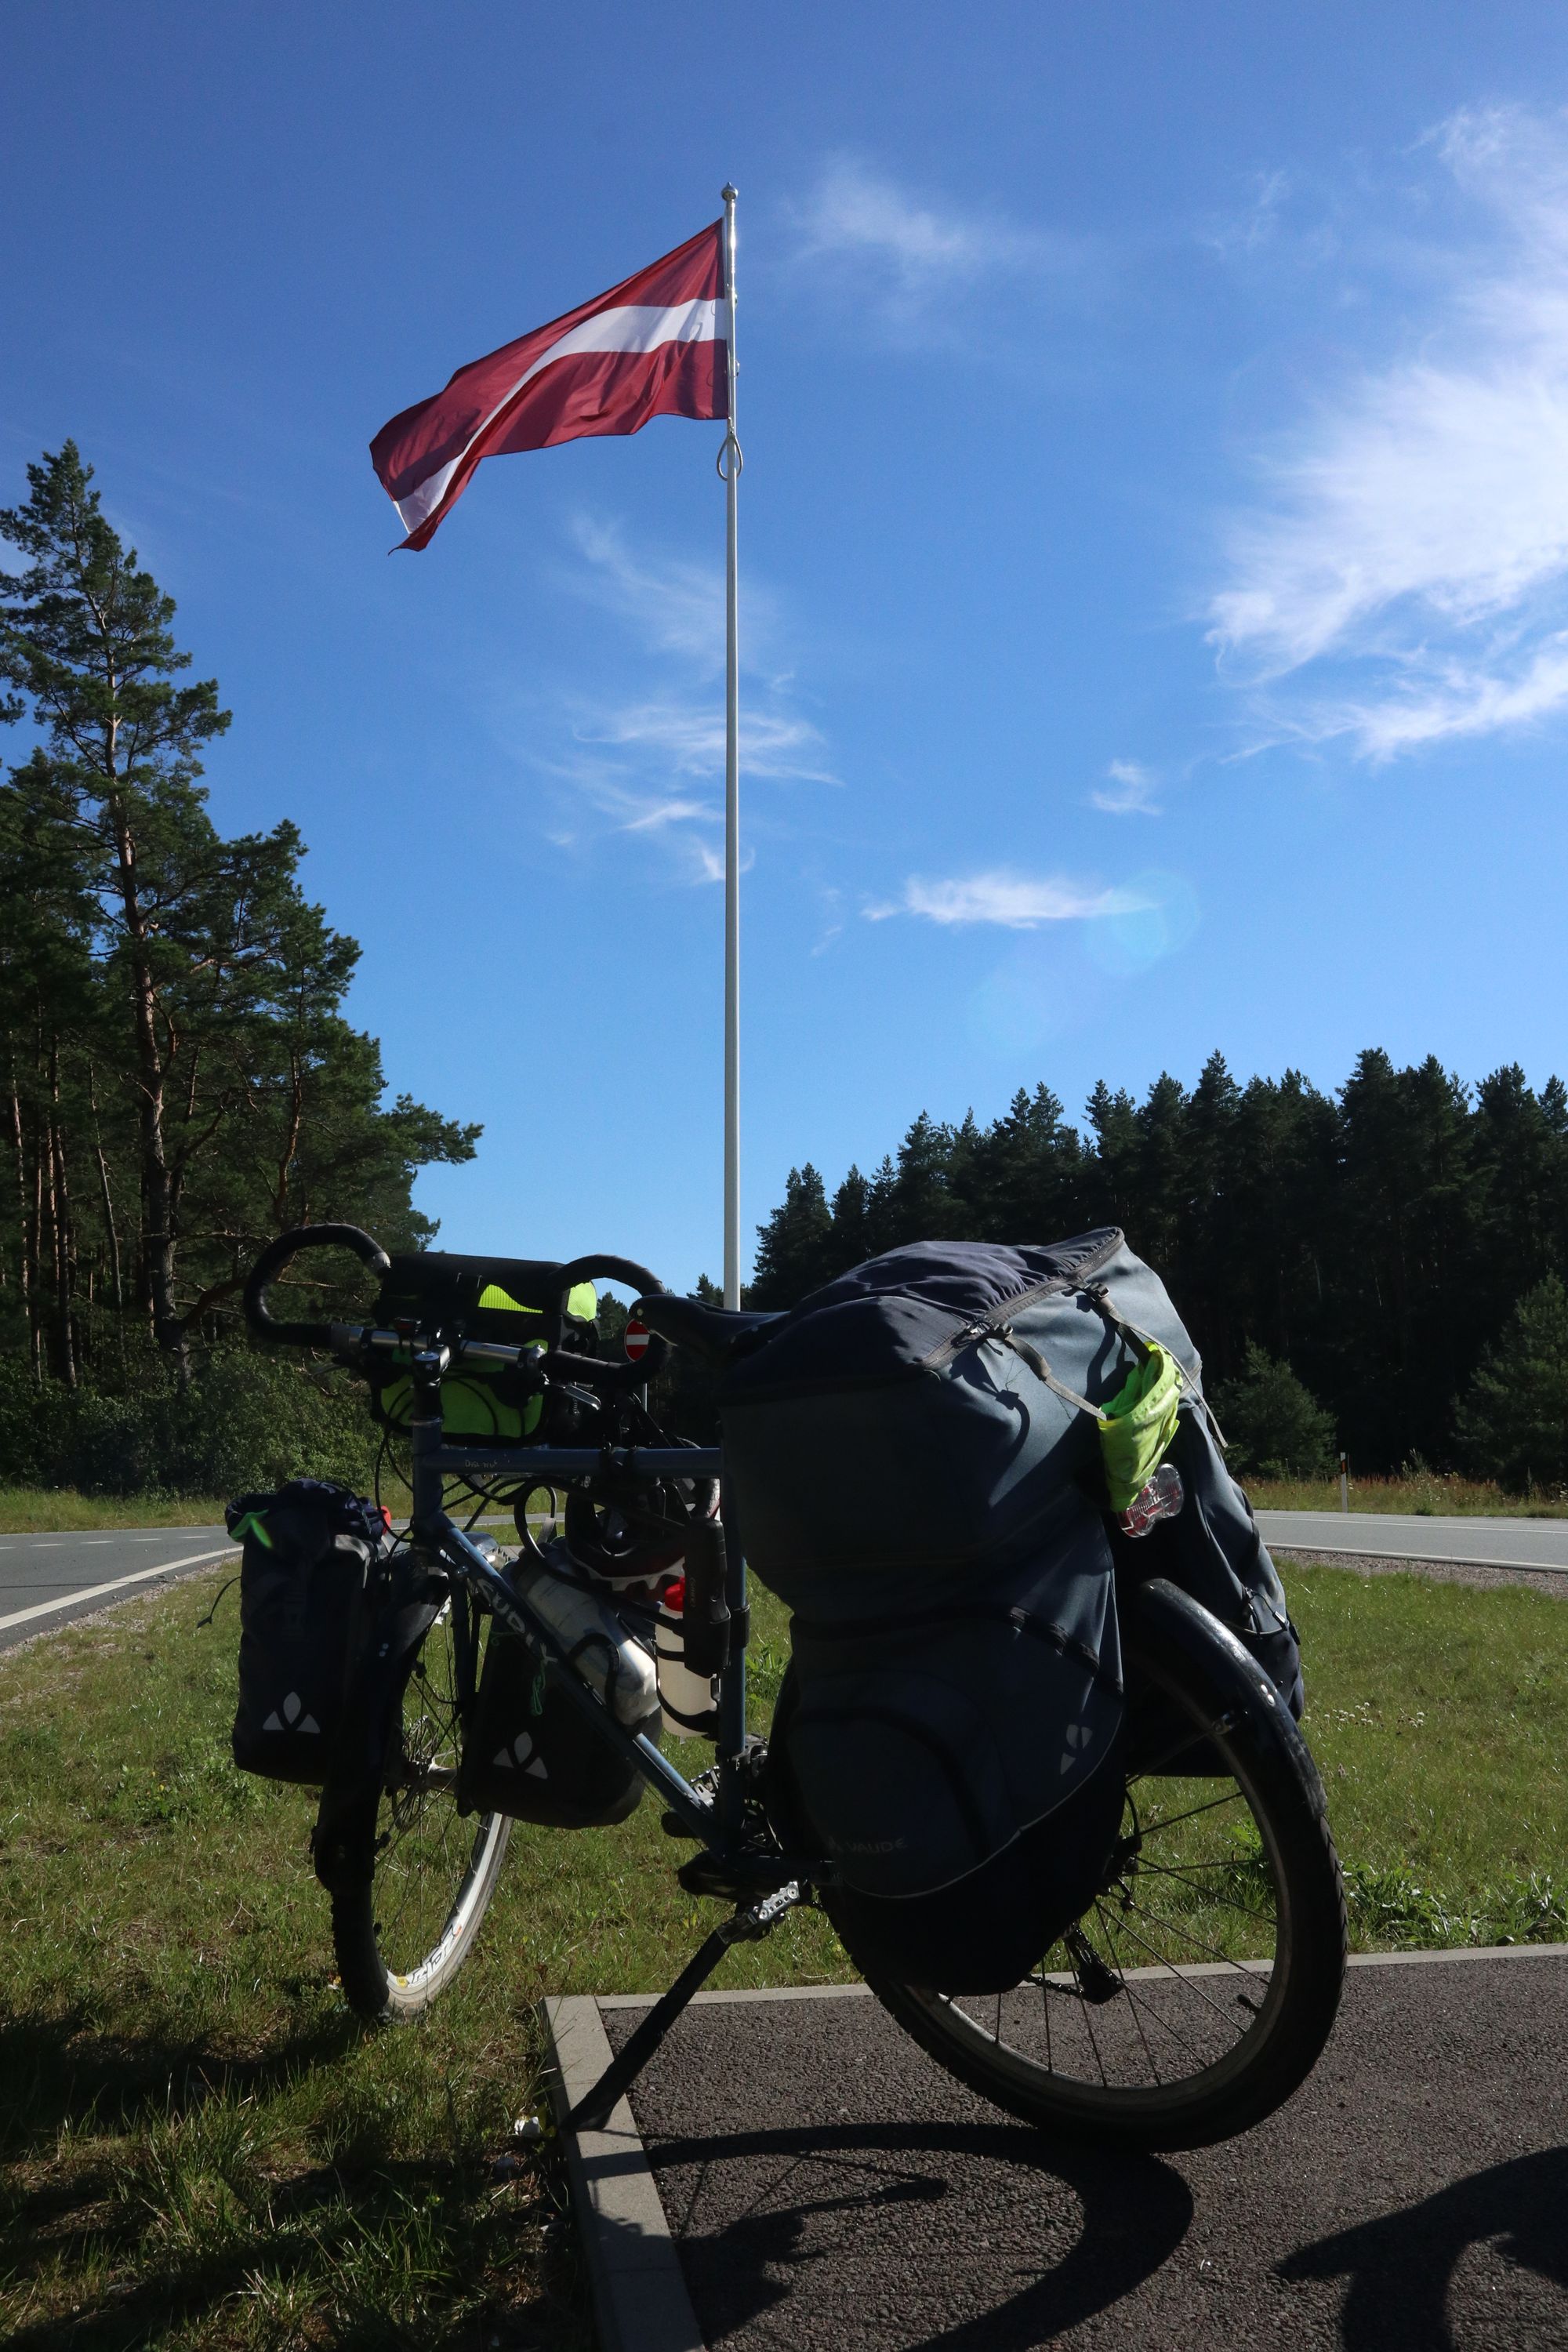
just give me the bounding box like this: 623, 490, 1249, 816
370, 221, 727, 550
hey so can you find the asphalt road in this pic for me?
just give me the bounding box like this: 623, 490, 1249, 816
1258, 1508, 1568, 1574
0, 1526, 235, 1651
605, 1951, 1568, 2351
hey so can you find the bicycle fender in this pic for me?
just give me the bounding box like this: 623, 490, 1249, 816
310, 1580, 444, 1894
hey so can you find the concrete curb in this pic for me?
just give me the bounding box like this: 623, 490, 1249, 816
542, 1994, 705, 2352
549, 1944, 1568, 2350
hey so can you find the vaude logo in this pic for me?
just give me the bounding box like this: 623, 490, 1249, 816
492, 1731, 548, 1780
826, 1833, 906, 1854
263, 1690, 320, 1735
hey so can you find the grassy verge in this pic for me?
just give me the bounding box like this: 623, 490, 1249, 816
1, 1560, 1563, 2343
0, 1581, 585, 2350
0, 1490, 236, 1534
1247, 1469, 1568, 1516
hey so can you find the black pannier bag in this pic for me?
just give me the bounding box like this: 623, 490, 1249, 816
457, 1621, 659, 1828
228, 1481, 386, 1784
722, 1231, 1300, 1992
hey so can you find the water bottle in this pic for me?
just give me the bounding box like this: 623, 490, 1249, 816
1118, 1460, 1185, 1538
655, 1577, 720, 1737
510, 1540, 658, 1728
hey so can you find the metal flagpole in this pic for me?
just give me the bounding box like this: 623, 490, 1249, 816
720, 184, 742, 1309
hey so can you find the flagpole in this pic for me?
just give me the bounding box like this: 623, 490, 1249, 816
720, 183, 742, 1310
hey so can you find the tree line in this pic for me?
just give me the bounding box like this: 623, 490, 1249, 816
0, 445, 475, 1489
748, 1055, 1568, 1483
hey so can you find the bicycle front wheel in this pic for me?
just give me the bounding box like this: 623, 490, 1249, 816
860, 1579, 1347, 2150
332, 1595, 511, 2020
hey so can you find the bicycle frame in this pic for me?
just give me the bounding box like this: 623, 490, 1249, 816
406, 1398, 801, 1874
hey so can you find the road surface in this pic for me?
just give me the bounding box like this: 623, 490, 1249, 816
0, 1525, 234, 1651
596, 1951, 1568, 2351
1257, 1508, 1568, 1574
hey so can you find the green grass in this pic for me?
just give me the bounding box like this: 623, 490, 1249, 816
1290, 1566, 1568, 1948
1, 1560, 1563, 2343
0, 1581, 587, 2349
1247, 1468, 1568, 1516
0, 1490, 235, 1534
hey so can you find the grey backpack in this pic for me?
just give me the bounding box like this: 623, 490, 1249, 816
723, 1232, 1298, 1990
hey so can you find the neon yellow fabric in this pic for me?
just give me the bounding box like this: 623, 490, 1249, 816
477, 1282, 538, 1316
376, 1374, 543, 1443
1097, 1343, 1184, 1512
475, 1278, 597, 1323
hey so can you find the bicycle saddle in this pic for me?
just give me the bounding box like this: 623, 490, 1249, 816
631, 1293, 784, 1367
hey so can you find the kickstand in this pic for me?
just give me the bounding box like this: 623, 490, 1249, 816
562, 1881, 805, 2133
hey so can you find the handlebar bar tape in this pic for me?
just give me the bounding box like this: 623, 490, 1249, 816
244, 1223, 391, 1348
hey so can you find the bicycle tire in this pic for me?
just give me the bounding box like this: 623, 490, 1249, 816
855, 1578, 1347, 2150
331, 1599, 512, 2020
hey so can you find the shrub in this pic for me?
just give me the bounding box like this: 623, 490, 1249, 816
1210, 1342, 1336, 1479
0, 1345, 379, 1497
1455, 1273, 1568, 1492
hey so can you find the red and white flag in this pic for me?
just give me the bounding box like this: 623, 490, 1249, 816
370, 221, 728, 550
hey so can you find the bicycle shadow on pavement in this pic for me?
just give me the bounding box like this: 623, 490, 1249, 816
1278, 2143, 1568, 2351
642, 2118, 1193, 2349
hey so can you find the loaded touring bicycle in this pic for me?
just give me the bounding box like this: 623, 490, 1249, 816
235, 1221, 1346, 2150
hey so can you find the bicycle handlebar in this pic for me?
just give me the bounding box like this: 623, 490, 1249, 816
243, 1229, 674, 1382
243, 1223, 391, 1348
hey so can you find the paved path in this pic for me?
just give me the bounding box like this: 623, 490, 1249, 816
0, 1526, 235, 1650
1258, 1508, 1568, 1574
590, 1950, 1568, 2352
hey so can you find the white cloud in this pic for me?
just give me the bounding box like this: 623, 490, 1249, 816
865, 870, 1151, 928
525, 514, 833, 878
1201, 170, 1290, 261
564, 514, 724, 668
572, 699, 835, 784
1091, 759, 1162, 815
1210, 105, 1568, 757
786, 157, 1086, 341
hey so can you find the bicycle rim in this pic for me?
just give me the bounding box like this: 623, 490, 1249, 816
332, 1599, 510, 2019
866, 1591, 1345, 2146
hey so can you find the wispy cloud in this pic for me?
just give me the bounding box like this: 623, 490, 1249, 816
792, 156, 1067, 285
784, 157, 1089, 343
1090, 759, 1163, 815
1210, 105, 1568, 757
1201, 170, 1290, 261
865, 870, 1151, 928
531, 516, 833, 880
572, 699, 834, 783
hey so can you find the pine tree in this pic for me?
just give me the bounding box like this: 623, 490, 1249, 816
1, 445, 232, 1358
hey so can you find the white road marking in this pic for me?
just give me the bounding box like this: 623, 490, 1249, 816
0, 1546, 238, 1635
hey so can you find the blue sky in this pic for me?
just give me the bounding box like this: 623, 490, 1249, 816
5, 4, 1568, 1288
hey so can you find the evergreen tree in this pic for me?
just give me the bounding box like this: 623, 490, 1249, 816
1455, 1274, 1568, 1491
0, 443, 477, 1393
750, 1163, 833, 1307
1211, 1343, 1337, 1479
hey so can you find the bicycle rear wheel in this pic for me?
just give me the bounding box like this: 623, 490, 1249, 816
332, 1592, 511, 2020
858, 1579, 1346, 2149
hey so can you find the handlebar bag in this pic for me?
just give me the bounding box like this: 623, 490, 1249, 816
456, 1620, 659, 1828
227, 1482, 383, 1784
365, 1251, 600, 1446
